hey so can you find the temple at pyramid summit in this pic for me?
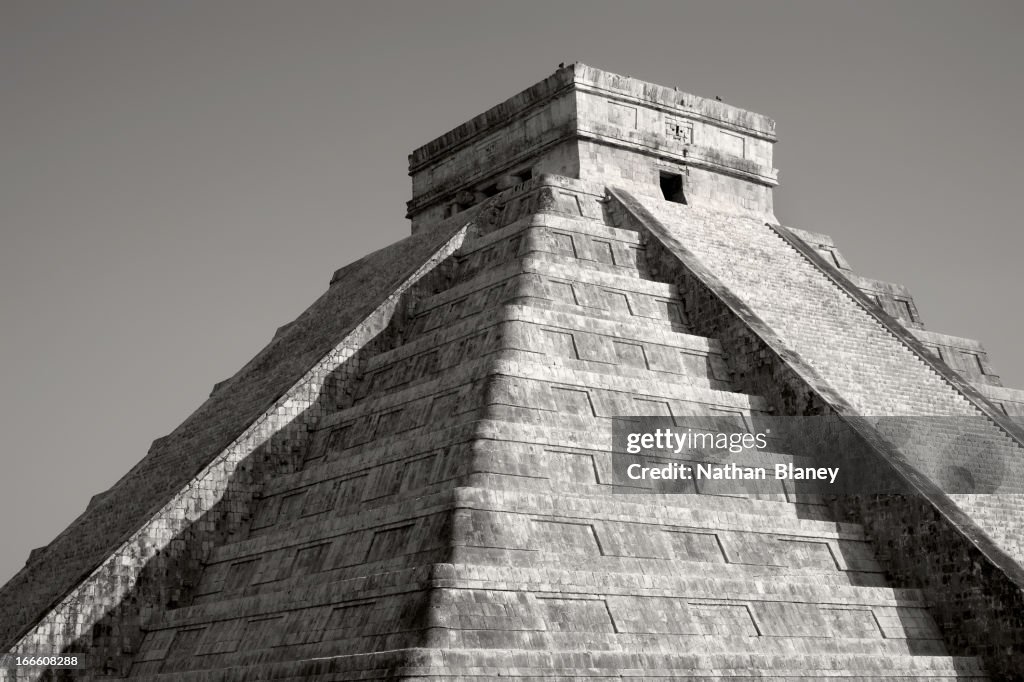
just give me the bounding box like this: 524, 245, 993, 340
4, 63, 1024, 680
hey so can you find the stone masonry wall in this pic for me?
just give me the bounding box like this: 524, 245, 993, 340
409, 63, 780, 230
608, 188, 1024, 679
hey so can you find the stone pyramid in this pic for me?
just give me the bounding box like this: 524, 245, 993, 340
3, 64, 1024, 680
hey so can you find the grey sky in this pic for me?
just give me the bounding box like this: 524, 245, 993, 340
1, 0, 1021, 584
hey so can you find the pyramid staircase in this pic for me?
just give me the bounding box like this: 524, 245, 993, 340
123, 177, 988, 680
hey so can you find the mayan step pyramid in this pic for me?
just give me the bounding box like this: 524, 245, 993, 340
3, 64, 1024, 681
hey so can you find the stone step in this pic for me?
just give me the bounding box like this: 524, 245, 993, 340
525, 248, 649, 280
201, 509, 869, 596
483, 354, 763, 410
187, 544, 889, 619
180, 488, 887, 623
275, 434, 818, 510
192, 551, 888, 614
453, 195, 631, 253
497, 302, 719, 354
365, 303, 723, 381
430, 634, 950, 657
282, 422, 840, 524
430, 564, 916, 603
313, 356, 766, 449
510, 210, 644, 245
249, 464, 839, 553
505, 296, 689, 332
289, 419, 831, 526
225, 480, 866, 571
454, 545, 887, 583
412, 255, 683, 332
450, 213, 651, 286
446, 485, 858, 539
126, 647, 987, 680
150, 565, 937, 639
355, 306, 732, 409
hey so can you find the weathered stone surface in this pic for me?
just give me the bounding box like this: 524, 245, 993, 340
3, 64, 1021, 680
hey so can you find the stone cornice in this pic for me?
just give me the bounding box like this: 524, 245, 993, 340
408, 63, 776, 175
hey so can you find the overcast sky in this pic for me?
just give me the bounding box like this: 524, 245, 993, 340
1, 0, 1022, 585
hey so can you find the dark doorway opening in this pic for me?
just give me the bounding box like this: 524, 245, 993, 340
659, 172, 686, 204
513, 168, 533, 184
